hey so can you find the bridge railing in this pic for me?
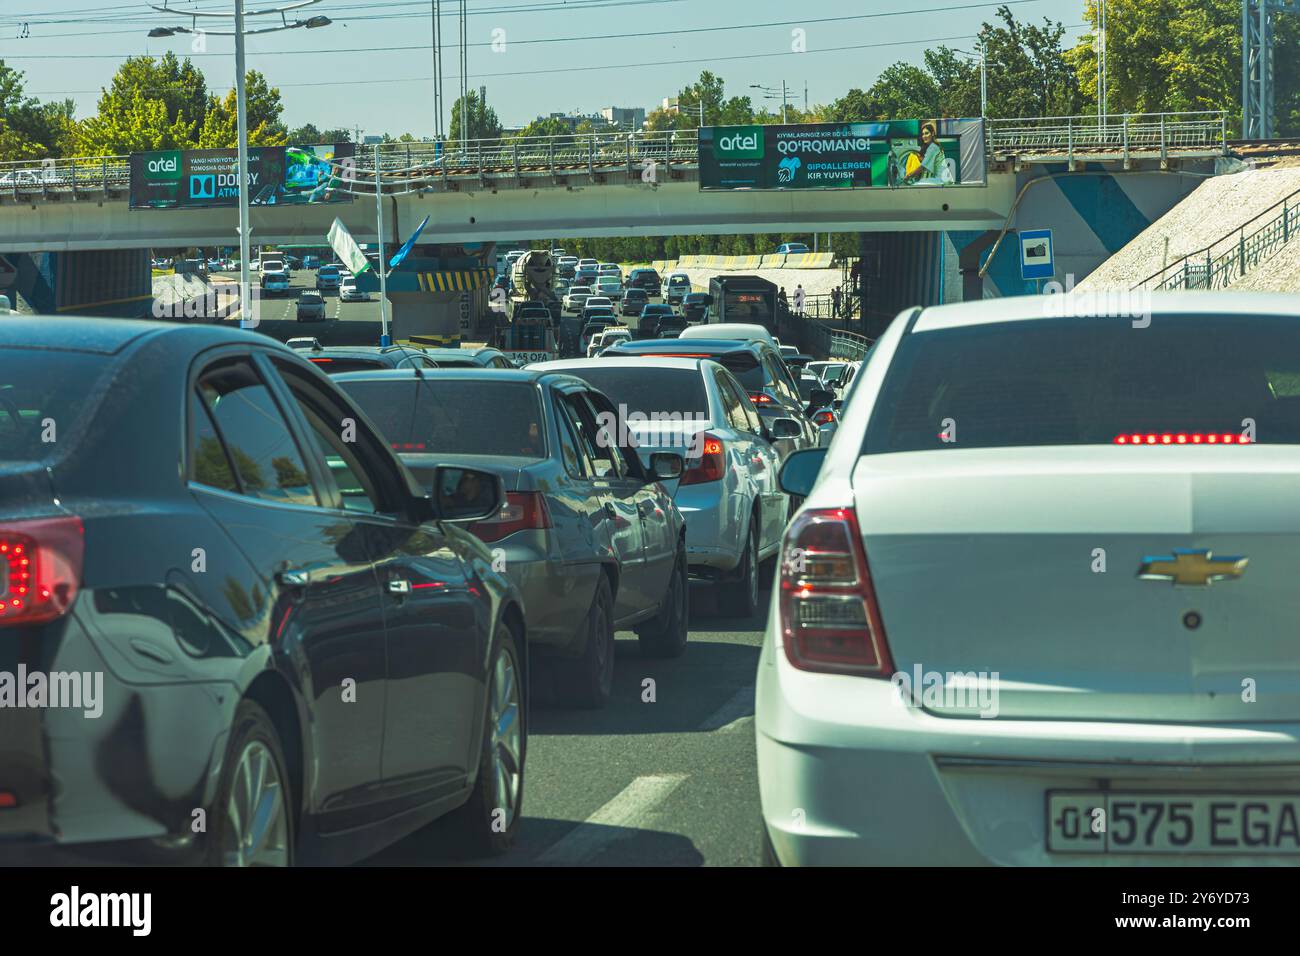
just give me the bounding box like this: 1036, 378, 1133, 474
986, 111, 1228, 160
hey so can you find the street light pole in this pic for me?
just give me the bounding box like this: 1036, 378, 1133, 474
781, 79, 788, 124
234, 0, 252, 328
374, 144, 391, 346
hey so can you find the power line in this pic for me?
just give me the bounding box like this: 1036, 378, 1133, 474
26, 24, 1092, 96
2, 0, 1064, 57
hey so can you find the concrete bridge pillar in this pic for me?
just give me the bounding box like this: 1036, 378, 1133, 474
10, 249, 152, 317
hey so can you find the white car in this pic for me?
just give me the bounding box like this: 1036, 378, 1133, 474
758, 291, 1300, 866
535, 356, 795, 615
595, 276, 623, 301
679, 322, 778, 350
587, 327, 631, 357
339, 276, 370, 301
564, 290, 593, 314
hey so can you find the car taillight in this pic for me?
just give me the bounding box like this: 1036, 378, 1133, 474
1113, 433, 1251, 445
813, 410, 835, 425
680, 433, 725, 485
779, 507, 893, 677
0, 516, 84, 626
468, 492, 551, 544
749, 393, 774, 405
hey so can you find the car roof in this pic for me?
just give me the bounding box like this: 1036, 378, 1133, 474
606, 338, 760, 356
679, 323, 775, 345
0, 315, 283, 357
911, 291, 1300, 333
533, 356, 713, 375
330, 366, 590, 388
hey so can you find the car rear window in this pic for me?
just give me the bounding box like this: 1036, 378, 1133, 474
340, 379, 546, 458
866, 314, 1300, 453
0, 350, 113, 462
564, 367, 708, 417
717, 354, 766, 392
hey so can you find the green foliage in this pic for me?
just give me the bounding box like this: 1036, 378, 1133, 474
448, 90, 503, 142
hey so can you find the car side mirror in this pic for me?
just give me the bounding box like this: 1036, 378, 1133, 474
779, 448, 828, 498
649, 452, 683, 481
809, 388, 835, 410
432, 466, 505, 523
770, 418, 803, 440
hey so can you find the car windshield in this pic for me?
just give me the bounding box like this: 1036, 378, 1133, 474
340, 379, 546, 458
0, 351, 114, 463
866, 314, 1300, 453
565, 366, 708, 417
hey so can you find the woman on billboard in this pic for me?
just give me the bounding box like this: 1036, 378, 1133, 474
902, 122, 954, 186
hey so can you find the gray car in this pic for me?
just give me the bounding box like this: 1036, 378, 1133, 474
334, 368, 689, 708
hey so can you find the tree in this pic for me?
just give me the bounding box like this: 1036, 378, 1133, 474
1073, 0, 1300, 134
77, 86, 197, 155
973, 5, 1084, 117
1, 61, 77, 159
288, 122, 322, 143
448, 89, 502, 142
511, 116, 572, 142
194, 72, 287, 149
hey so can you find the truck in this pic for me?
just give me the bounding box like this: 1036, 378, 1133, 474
707, 274, 778, 330
503, 250, 561, 363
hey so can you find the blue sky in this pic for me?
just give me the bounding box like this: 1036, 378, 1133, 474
0, 0, 1087, 138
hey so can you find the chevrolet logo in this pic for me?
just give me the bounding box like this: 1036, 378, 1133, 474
1138, 548, 1248, 587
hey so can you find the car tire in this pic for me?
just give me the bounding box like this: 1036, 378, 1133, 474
719, 518, 760, 618
554, 574, 615, 708
636, 539, 689, 658
206, 700, 294, 867
434, 619, 526, 857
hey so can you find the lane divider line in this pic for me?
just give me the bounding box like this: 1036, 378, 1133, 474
699, 685, 755, 732
537, 773, 687, 865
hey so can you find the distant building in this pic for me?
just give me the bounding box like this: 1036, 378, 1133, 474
362, 135, 384, 146
661, 98, 680, 113
601, 106, 646, 129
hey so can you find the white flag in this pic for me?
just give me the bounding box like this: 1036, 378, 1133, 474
328, 217, 371, 276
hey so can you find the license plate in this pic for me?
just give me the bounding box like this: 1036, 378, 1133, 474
1047, 791, 1300, 854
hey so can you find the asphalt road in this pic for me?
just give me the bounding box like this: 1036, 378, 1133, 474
210, 269, 383, 324
366, 580, 769, 868
224, 265, 768, 867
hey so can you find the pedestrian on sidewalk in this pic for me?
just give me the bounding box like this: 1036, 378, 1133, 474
832, 285, 842, 317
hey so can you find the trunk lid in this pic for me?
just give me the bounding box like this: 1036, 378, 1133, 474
854, 447, 1300, 723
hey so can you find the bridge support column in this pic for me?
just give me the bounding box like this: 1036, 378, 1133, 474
957, 230, 1003, 302
12, 249, 153, 317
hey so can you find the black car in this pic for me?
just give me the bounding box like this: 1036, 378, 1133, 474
621, 288, 649, 316
635, 304, 677, 340
292, 344, 441, 372
681, 292, 712, 324
655, 314, 689, 338
625, 268, 661, 297
0, 317, 526, 865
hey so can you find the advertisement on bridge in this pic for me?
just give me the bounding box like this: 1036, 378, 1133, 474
698, 118, 986, 191
129, 143, 355, 210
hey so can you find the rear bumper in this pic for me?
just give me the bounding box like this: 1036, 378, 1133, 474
0, 609, 227, 863
756, 599, 1300, 866
676, 482, 745, 574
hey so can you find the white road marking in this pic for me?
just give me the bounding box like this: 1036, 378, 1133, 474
537, 773, 687, 865
699, 685, 755, 732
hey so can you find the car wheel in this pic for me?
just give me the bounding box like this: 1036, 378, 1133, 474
435, 619, 526, 857
207, 700, 293, 867
636, 539, 688, 658
719, 519, 760, 618
554, 574, 615, 708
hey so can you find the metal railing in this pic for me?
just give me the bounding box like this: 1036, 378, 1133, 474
986, 111, 1229, 162
0, 112, 1241, 203
1134, 184, 1300, 291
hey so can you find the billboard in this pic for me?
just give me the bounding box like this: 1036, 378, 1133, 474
130, 143, 355, 210
699, 119, 986, 191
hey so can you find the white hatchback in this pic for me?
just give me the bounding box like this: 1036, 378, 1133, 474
759, 292, 1300, 866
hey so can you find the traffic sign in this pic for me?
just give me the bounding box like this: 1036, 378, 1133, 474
1020, 229, 1055, 281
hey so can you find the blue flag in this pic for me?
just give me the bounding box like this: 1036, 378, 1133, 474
389, 215, 430, 270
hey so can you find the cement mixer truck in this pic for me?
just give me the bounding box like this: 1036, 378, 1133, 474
500, 250, 561, 365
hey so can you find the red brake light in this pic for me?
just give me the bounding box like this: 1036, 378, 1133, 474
813, 410, 835, 425
0, 516, 84, 626
1113, 433, 1251, 445
468, 492, 552, 543
309, 357, 333, 364
749, 393, 773, 405
779, 507, 893, 677
680, 432, 725, 485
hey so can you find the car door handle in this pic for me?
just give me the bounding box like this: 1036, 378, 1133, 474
388, 579, 412, 595
275, 568, 309, 588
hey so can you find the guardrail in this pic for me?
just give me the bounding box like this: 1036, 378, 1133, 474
0, 112, 1239, 203
1134, 184, 1300, 291
986, 111, 1228, 162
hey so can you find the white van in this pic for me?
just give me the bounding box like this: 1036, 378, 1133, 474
678, 322, 778, 350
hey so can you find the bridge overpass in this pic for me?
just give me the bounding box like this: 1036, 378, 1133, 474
0, 112, 1229, 322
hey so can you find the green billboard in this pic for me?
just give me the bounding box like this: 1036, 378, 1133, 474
698, 119, 987, 191
130, 143, 356, 210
